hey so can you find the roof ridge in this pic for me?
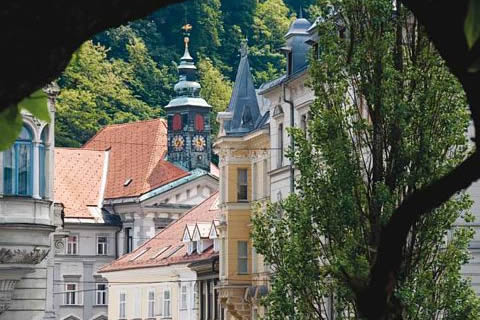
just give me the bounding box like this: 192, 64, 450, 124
55, 147, 105, 153
82, 118, 166, 148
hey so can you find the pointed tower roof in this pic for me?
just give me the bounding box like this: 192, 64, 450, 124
166, 24, 210, 109
224, 41, 261, 135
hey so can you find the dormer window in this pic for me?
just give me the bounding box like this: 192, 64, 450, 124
187, 241, 197, 255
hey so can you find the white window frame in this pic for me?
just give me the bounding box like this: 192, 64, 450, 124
95, 283, 107, 305
97, 236, 107, 255
66, 235, 78, 255
237, 168, 248, 202
213, 238, 219, 252
119, 292, 126, 319
180, 284, 188, 310
163, 288, 171, 317
148, 289, 155, 318
237, 241, 248, 274
64, 283, 78, 305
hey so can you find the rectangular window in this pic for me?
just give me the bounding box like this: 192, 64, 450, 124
181, 285, 187, 310
148, 290, 155, 318
125, 228, 133, 253
164, 288, 171, 317
66, 235, 78, 255
277, 123, 284, 168
65, 283, 77, 305
95, 283, 107, 305
237, 241, 248, 274
97, 236, 107, 255
237, 168, 248, 201
119, 292, 126, 319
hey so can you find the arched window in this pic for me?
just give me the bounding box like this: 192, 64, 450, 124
3, 126, 33, 196
39, 126, 48, 198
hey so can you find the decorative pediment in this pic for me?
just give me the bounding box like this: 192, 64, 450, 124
91, 314, 107, 320
62, 315, 81, 320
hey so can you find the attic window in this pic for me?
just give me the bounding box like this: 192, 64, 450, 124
163, 245, 183, 259
150, 246, 171, 260
129, 247, 150, 261
124, 178, 133, 187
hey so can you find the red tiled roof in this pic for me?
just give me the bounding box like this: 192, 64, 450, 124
82, 119, 189, 199
54, 148, 106, 218
99, 192, 220, 273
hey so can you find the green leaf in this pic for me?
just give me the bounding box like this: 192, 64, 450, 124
18, 89, 50, 122
465, 0, 480, 49
0, 105, 23, 150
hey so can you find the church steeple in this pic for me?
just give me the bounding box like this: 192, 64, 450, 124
223, 40, 261, 135
166, 24, 212, 172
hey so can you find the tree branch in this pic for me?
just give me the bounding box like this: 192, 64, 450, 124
360, 150, 480, 319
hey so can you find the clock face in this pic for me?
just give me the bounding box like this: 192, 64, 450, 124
192, 135, 206, 152
172, 135, 185, 151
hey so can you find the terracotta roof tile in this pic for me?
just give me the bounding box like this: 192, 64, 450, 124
54, 148, 106, 218
82, 119, 189, 199
99, 192, 220, 273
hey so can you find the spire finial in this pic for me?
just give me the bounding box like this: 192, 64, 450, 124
299, 6, 303, 19
181, 23, 192, 48
240, 38, 248, 57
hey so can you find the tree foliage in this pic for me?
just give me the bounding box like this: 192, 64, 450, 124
55, 41, 159, 147
252, 0, 480, 319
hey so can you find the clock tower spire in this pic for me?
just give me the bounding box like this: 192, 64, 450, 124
166, 24, 212, 172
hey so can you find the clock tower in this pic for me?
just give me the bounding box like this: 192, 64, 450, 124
166, 24, 212, 172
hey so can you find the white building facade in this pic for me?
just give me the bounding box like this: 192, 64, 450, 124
0, 84, 62, 320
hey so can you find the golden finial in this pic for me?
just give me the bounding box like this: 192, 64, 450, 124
182, 24, 192, 32
182, 24, 192, 47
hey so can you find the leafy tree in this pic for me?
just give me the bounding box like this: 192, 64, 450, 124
55, 41, 156, 146
252, 0, 480, 319
197, 56, 232, 139
125, 36, 176, 108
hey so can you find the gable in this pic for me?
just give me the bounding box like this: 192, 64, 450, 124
182, 225, 192, 242
208, 222, 218, 239
192, 224, 201, 241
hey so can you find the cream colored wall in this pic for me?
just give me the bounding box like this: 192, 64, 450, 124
103, 265, 196, 320
225, 208, 252, 282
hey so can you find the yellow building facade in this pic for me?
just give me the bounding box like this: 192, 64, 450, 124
214, 43, 271, 319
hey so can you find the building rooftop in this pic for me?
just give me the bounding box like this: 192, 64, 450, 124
83, 119, 189, 199
99, 192, 220, 273
54, 148, 107, 219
